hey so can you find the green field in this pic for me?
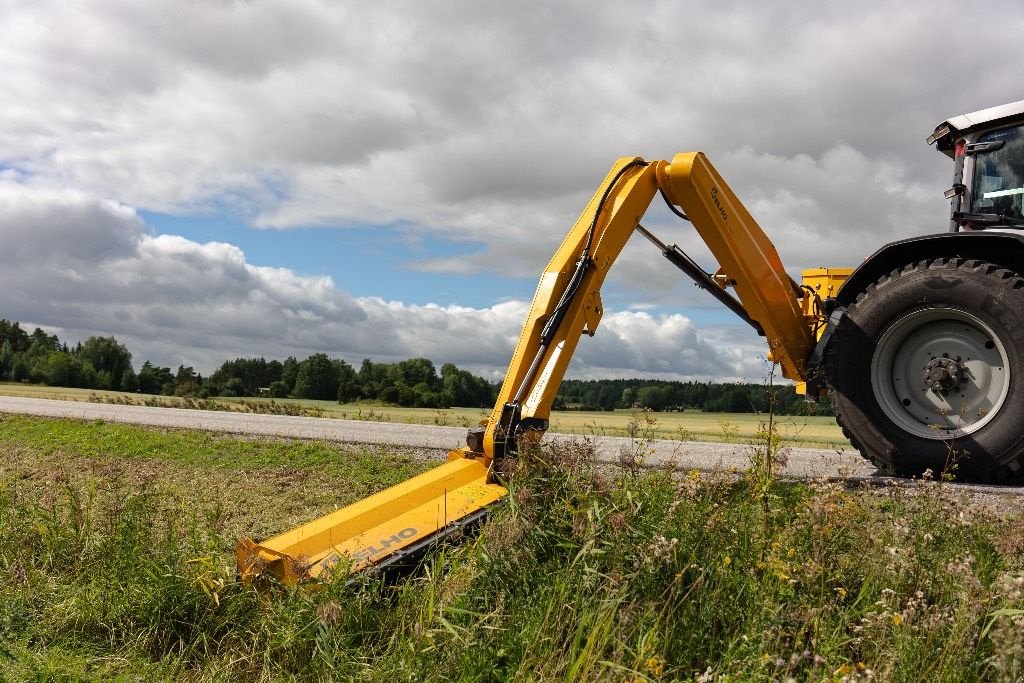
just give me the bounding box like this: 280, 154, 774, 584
0, 382, 850, 449
0, 414, 1020, 681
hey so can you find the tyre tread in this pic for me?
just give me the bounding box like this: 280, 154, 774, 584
829, 257, 1024, 480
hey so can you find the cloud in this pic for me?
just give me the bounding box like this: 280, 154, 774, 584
2, 1, 1023, 381
4, 2, 1018, 249
0, 183, 757, 379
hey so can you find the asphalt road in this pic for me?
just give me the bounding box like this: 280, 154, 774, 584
0, 395, 877, 479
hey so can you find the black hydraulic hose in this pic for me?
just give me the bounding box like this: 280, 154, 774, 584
510, 159, 646, 406
553, 158, 647, 347
539, 255, 590, 347
584, 159, 648, 255
511, 253, 592, 404
659, 187, 690, 222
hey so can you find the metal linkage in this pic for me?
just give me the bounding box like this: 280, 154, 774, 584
635, 224, 764, 335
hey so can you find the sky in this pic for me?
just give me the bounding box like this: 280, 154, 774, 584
1, 0, 1021, 382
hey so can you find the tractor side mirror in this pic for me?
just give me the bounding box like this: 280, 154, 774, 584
944, 183, 966, 199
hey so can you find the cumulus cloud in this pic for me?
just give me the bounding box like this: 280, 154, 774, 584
3, 2, 1018, 244
2, 1, 1022, 380
0, 183, 754, 379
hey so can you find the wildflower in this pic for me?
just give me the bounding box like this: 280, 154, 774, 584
835, 586, 848, 599
892, 613, 904, 625
722, 555, 732, 567
645, 655, 666, 677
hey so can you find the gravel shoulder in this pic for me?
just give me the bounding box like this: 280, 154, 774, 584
0, 395, 867, 476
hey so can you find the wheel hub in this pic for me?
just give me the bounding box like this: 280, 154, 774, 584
923, 356, 967, 393
871, 306, 1010, 439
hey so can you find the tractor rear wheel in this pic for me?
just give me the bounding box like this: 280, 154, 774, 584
827, 258, 1024, 481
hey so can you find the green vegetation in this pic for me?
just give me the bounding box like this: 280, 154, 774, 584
0, 414, 1021, 680
0, 382, 849, 448
0, 320, 136, 391
0, 318, 494, 409
0, 317, 831, 417
557, 377, 830, 415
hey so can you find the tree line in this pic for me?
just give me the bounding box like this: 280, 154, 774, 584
554, 378, 831, 416
0, 318, 828, 414
0, 319, 494, 409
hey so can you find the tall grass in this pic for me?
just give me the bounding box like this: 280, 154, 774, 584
1, 434, 1023, 680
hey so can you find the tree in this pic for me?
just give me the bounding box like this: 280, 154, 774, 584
621, 387, 638, 408
0, 340, 13, 380
221, 377, 245, 397
636, 385, 670, 411
727, 388, 752, 413
440, 362, 493, 407
379, 385, 401, 404
281, 357, 299, 391
120, 367, 138, 393
268, 380, 291, 398
333, 359, 360, 403
175, 365, 201, 396
78, 336, 133, 390
39, 351, 87, 387
95, 369, 114, 390
293, 353, 340, 400
395, 358, 437, 389
358, 358, 393, 399
0, 320, 30, 353
29, 328, 59, 353
137, 361, 158, 394
208, 357, 280, 396
137, 361, 173, 395
11, 355, 29, 382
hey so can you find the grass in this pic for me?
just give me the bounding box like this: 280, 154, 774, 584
0, 414, 435, 548
1, 413, 1022, 680
0, 382, 850, 449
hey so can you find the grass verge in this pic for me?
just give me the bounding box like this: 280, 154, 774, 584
1, 415, 1022, 681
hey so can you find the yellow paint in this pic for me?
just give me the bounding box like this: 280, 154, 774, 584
657, 153, 814, 381
484, 158, 662, 459
238, 152, 851, 584
800, 267, 853, 338
237, 457, 506, 584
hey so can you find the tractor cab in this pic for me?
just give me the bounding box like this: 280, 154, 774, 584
928, 100, 1024, 230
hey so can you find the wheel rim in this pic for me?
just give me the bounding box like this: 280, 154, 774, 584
871, 306, 1010, 439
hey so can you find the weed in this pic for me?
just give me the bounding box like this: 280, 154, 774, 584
746, 363, 788, 542
1, 415, 1021, 680
87, 392, 325, 417
718, 419, 739, 443
620, 408, 657, 476
355, 407, 387, 422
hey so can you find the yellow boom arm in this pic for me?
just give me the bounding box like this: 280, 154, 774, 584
463, 152, 818, 465
237, 153, 839, 584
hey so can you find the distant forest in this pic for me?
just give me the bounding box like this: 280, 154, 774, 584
0, 318, 828, 415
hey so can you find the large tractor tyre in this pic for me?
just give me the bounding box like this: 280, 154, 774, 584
827, 258, 1024, 481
